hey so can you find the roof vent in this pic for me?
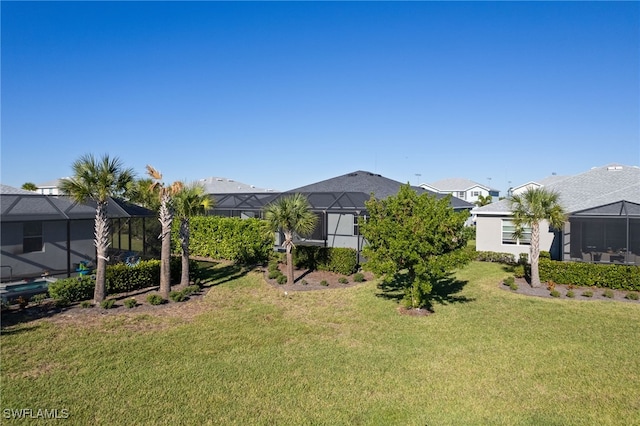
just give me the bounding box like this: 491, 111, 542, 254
228, 179, 234, 182
216, 178, 223, 181
348, 173, 357, 177
607, 166, 623, 171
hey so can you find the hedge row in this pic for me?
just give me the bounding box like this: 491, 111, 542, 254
293, 246, 358, 275
174, 216, 273, 265
48, 258, 200, 303
539, 258, 640, 291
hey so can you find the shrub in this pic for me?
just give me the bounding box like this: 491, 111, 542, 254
566, 290, 575, 298
124, 298, 137, 308
625, 292, 639, 300
602, 289, 614, 299
268, 270, 281, 280
182, 285, 200, 296
100, 299, 115, 309
539, 258, 640, 291
582, 290, 593, 298
293, 246, 358, 275
353, 272, 365, 283
513, 265, 526, 278
476, 251, 516, 264
300, 279, 308, 285
277, 275, 288, 285
503, 276, 515, 286
80, 300, 93, 308
48, 276, 95, 303
550, 290, 561, 298
518, 252, 529, 264
169, 290, 186, 302
30, 293, 48, 306
147, 294, 165, 305
320, 280, 328, 286
338, 277, 348, 284
509, 282, 518, 291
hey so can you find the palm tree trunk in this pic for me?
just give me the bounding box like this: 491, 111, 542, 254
530, 221, 541, 288
159, 194, 173, 299
180, 218, 190, 287
93, 202, 110, 303
285, 231, 294, 285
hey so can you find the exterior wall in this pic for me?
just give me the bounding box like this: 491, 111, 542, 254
326, 213, 361, 250
1, 219, 95, 280
475, 214, 556, 260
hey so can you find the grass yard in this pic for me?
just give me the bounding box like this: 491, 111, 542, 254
1, 261, 639, 425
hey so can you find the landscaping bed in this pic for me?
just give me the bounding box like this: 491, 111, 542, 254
502, 277, 640, 304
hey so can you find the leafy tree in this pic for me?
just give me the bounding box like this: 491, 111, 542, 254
360, 185, 470, 309
147, 165, 183, 299
173, 183, 212, 286
125, 177, 161, 211
264, 194, 317, 285
475, 194, 492, 207
509, 187, 566, 288
21, 182, 37, 191
59, 154, 135, 303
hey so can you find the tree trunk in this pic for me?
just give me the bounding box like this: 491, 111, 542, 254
180, 218, 190, 287
93, 202, 110, 303
285, 231, 294, 285
530, 221, 541, 288
159, 194, 173, 299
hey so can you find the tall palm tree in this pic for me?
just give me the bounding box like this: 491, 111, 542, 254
59, 154, 135, 303
475, 194, 492, 207
264, 194, 317, 285
147, 165, 183, 299
173, 183, 212, 287
509, 187, 566, 288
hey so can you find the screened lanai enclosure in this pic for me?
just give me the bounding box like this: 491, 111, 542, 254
566, 201, 640, 265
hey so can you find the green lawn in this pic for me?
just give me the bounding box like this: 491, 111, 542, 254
2, 261, 639, 425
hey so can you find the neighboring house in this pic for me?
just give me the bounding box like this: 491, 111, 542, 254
34, 178, 67, 195
421, 178, 500, 204
0, 184, 156, 281
509, 174, 568, 197
196, 177, 277, 194
474, 164, 640, 265
209, 170, 475, 255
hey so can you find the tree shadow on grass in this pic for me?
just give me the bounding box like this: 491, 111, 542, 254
197, 262, 249, 288
375, 272, 474, 310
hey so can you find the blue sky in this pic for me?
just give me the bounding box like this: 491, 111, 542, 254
2, 1, 638, 195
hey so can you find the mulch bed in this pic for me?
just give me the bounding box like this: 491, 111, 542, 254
501, 277, 640, 304
263, 264, 375, 292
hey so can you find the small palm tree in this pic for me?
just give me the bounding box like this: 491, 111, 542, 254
509, 187, 566, 288
173, 183, 212, 287
475, 194, 492, 207
147, 165, 183, 299
264, 194, 317, 285
59, 154, 135, 303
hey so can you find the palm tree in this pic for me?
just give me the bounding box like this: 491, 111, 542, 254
264, 194, 317, 285
125, 177, 161, 211
59, 154, 135, 303
509, 187, 566, 288
475, 194, 492, 207
147, 165, 183, 299
173, 183, 212, 287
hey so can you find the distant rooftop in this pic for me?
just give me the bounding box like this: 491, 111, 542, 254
196, 177, 277, 194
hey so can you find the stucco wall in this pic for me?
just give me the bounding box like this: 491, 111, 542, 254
475, 215, 557, 260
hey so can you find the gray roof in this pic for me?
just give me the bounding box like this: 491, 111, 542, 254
197, 177, 276, 193
476, 164, 640, 215
427, 177, 498, 192
286, 170, 474, 209
0, 184, 38, 195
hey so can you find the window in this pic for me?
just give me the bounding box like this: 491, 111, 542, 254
23, 222, 43, 253
354, 215, 366, 236
471, 191, 480, 197
458, 191, 466, 199
502, 220, 531, 245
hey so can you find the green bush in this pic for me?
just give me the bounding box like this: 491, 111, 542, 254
48, 276, 95, 303
124, 298, 137, 308
503, 276, 515, 286
566, 290, 575, 298
175, 216, 273, 265
582, 290, 593, 298
169, 290, 186, 302
277, 275, 288, 285
475, 251, 516, 264
353, 272, 365, 283
539, 258, 640, 291
30, 293, 48, 305
550, 290, 561, 298
80, 301, 93, 308
293, 246, 358, 275
268, 270, 281, 280
625, 292, 639, 300
338, 277, 348, 284
182, 285, 200, 296
147, 294, 165, 305
509, 282, 518, 291
300, 279, 308, 285
320, 280, 328, 286
100, 299, 116, 309
513, 265, 526, 278
602, 289, 614, 299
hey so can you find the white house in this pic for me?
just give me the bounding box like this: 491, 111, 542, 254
421, 178, 499, 204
